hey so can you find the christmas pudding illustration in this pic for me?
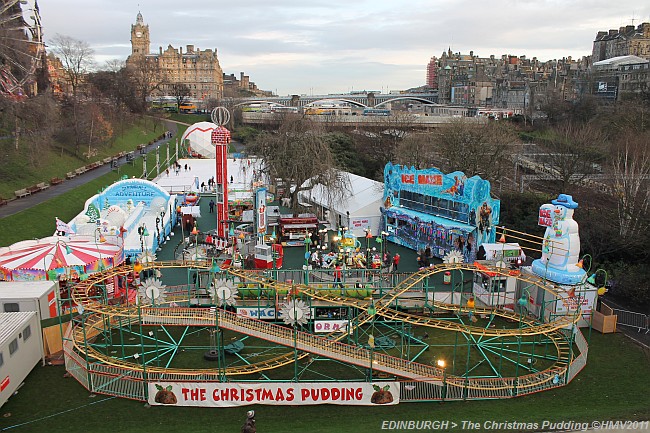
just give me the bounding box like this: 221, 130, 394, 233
371, 384, 394, 404
154, 384, 178, 404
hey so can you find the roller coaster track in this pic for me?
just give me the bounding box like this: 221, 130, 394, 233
67, 261, 576, 388
228, 263, 580, 337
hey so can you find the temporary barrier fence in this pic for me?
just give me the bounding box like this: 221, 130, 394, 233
604, 303, 649, 333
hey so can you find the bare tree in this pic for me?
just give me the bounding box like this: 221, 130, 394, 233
610, 131, 650, 239
537, 121, 606, 190
433, 118, 517, 183
170, 83, 191, 111
250, 116, 349, 212
394, 132, 438, 170
50, 34, 95, 99
125, 56, 166, 111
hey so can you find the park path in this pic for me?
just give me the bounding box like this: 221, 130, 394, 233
0, 119, 183, 220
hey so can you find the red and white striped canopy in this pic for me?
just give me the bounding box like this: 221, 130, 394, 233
0, 235, 121, 271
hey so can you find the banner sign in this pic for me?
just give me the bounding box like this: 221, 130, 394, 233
256, 188, 268, 235
351, 218, 370, 229
236, 307, 278, 320
314, 320, 350, 334
148, 382, 400, 407
236, 307, 313, 320
538, 204, 554, 227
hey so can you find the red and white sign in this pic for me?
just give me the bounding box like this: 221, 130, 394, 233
314, 320, 350, 334
538, 204, 554, 227
555, 288, 596, 323
351, 218, 370, 228
148, 382, 399, 407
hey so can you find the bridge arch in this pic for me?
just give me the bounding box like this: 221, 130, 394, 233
374, 97, 438, 108
303, 98, 368, 108
232, 100, 287, 108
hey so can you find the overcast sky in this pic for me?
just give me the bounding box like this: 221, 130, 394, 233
38, 0, 649, 96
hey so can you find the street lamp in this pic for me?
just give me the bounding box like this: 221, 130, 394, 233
91, 227, 107, 273
303, 231, 312, 285
437, 359, 447, 400
367, 300, 377, 382
229, 223, 236, 268
138, 224, 150, 254
375, 231, 388, 277
318, 228, 328, 250
364, 227, 372, 269
587, 269, 609, 296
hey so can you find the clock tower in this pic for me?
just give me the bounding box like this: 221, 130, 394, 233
130, 12, 150, 58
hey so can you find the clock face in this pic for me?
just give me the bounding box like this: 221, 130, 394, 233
135, 31, 142, 37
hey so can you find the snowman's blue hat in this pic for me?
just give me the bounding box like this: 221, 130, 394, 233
552, 194, 578, 209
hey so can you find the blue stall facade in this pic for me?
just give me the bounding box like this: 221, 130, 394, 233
70, 179, 177, 257
382, 163, 500, 262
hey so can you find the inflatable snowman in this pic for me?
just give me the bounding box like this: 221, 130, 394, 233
531, 194, 586, 285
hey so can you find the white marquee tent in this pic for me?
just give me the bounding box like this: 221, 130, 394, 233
298, 171, 383, 237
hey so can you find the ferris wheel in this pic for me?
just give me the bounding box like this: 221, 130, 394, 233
0, 0, 43, 96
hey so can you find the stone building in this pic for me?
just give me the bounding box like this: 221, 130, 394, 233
592, 23, 650, 63
126, 12, 224, 102
590, 55, 650, 101
428, 48, 590, 112
223, 72, 272, 98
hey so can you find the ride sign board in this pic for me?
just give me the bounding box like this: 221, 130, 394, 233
314, 320, 350, 334
351, 218, 370, 229
538, 204, 554, 227
554, 286, 597, 326
256, 188, 268, 235
236, 307, 279, 320
148, 381, 400, 407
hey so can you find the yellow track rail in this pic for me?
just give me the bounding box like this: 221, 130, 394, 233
67, 261, 576, 388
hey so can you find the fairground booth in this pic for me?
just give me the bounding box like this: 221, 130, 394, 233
68, 178, 177, 258
0, 236, 123, 282
381, 162, 500, 261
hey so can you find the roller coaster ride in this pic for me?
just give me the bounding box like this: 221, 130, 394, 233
60, 258, 588, 404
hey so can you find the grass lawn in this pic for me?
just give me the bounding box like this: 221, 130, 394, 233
0, 332, 648, 433
0, 118, 167, 199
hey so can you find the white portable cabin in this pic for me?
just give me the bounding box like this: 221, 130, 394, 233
0, 312, 42, 407
472, 261, 518, 310
0, 281, 59, 320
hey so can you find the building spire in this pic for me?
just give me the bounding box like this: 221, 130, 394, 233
136, 11, 144, 25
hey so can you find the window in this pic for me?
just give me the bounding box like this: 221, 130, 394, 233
23, 325, 31, 341
3, 303, 19, 312
9, 338, 18, 356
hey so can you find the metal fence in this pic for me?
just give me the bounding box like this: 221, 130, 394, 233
603, 303, 650, 334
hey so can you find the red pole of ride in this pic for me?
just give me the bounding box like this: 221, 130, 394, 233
212, 125, 231, 238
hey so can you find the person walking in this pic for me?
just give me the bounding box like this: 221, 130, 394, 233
384, 250, 392, 272
209, 199, 215, 213
334, 264, 343, 289
392, 253, 401, 272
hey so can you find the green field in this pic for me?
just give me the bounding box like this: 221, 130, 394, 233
0, 332, 648, 433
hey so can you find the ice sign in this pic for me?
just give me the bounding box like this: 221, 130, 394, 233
538, 204, 554, 227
